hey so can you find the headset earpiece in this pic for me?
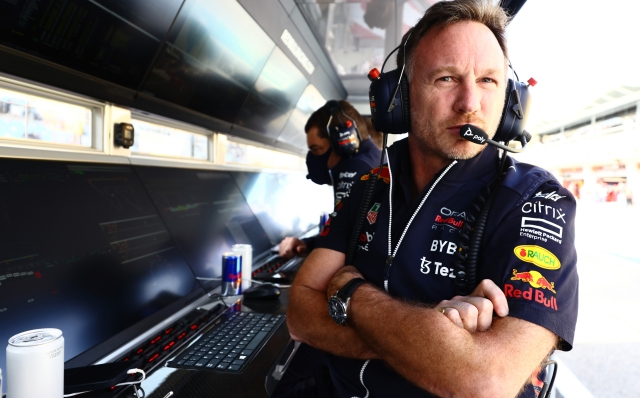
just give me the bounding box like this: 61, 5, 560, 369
493, 78, 532, 143
325, 100, 360, 157
369, 68, 411, 134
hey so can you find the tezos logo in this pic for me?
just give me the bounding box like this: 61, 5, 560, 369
513, 245, 561, 270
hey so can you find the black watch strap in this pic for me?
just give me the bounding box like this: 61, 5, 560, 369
338, 277, 366, 300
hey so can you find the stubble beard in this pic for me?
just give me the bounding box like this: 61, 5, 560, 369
411, 110, 499, 161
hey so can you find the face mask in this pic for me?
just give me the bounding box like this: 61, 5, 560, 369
306, 148, 333, 185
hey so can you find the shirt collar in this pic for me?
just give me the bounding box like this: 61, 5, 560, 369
386, 137, 499, 204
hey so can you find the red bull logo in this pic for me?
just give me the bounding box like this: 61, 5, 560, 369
511, 269, 556, 293
504, 283, 558, 311
361, 166, 390, 184
514, 245, 560, 270
434, 215, 464, 228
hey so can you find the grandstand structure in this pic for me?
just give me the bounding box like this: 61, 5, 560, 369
515, 86, 640, 203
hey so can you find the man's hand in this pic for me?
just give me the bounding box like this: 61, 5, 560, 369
435, 279, 509, 333
326, 265, 364, 300
278, 237, 308, 259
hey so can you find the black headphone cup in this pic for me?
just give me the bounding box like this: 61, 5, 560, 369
330, 125, 359, 157
369, 68, 410, 135
493, 79, 531, 143
325, 100, 360, 157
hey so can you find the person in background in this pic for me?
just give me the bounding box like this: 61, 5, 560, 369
278, 100, 382, 260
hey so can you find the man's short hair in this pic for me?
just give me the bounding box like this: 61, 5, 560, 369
397, 0, 511, 79
305, 100, 370, 141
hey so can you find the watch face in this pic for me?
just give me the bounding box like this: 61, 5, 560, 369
328, 296, 347, 325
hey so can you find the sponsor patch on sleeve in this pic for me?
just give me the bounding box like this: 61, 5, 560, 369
514, 245, 561, 270
361, 166, 390, 184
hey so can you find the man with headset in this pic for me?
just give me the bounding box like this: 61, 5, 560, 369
278, 100, 382, 259
287, 1, 578, 397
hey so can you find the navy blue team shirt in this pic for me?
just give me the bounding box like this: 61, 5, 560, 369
316, 138, 579, 398
303, 138, 382, 252
330, 137, 382, 205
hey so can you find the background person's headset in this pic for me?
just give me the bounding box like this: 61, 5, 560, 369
325, 100, 363, 157
367, 33, 535, 148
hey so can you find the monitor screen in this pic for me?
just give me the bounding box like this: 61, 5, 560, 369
134, 167, 272, 287
140, 0, 275, 123
231, 172, 333, 244
0, 0, 182, 90
0, 159, 199, 383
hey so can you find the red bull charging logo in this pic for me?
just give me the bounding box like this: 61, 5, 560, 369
511, 269, 556, 293
513, 245, 561, 270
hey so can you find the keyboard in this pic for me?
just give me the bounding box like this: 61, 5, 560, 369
252, 255, 304, 283
168, 312, 284, 373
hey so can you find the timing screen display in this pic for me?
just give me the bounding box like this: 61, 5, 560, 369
231, 172, 333, 244
0, 0, 182, 89
0, 159, 199, 378
134, 167, 272, 287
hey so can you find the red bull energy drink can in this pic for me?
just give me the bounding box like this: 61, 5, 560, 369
319, 213, 330, 234
221, 252, 242, 296
6, 328, 64, 398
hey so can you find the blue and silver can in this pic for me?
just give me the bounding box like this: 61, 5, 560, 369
319, 213, 330, 234
221, 252, 242, 296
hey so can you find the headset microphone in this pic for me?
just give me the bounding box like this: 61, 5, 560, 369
459, 124, 531, 153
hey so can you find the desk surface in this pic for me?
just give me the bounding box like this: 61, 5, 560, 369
139, 288, 291, 398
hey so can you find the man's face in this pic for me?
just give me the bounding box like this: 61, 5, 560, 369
409, 21, 506, 160
307, 126, 331, 156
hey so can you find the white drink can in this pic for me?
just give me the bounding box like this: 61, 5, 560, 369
232, 244, 253, 290
6, 328, 64, 398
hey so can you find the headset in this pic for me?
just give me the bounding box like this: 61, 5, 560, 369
325, 100, 363, 157
368, 35, 533, 145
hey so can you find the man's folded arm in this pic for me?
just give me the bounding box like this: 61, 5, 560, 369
286, 248, 378, 359
349, 282, 558, 398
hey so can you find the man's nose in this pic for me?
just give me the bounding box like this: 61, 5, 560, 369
454, 80, 481, 115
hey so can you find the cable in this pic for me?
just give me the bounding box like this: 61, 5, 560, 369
207, 292, 230, 310
62, 368, 146, 397
539, 360, 558, 398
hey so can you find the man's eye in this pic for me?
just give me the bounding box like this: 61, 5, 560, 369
439, 76, 453, 82
481, 78, 495, 83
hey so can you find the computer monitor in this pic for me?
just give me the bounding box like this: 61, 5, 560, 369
0, 158, 200, 386
231, 172, 333, 244
134, 167, 272, 290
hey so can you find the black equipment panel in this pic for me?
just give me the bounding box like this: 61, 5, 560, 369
0, 0, 182, 90
134, 166, 272, 291
140, 0, 276, 124
234, 47, 308, 138
0, 158, 199, 375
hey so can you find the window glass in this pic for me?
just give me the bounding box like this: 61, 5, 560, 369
223, 139, 305, 171
278, 84, 327, 149
130, 119, 208, 160
0, 87, 92, 147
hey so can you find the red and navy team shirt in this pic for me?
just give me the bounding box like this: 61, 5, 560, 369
317, 138, 578, 398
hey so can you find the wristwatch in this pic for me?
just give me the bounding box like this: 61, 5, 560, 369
328, 278, 366, 325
